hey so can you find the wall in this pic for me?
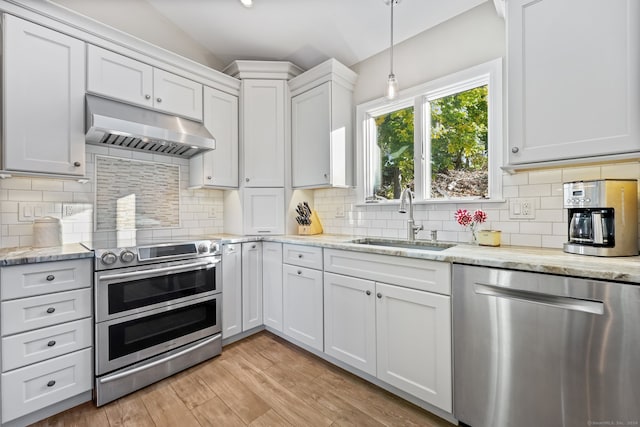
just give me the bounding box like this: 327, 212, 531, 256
351, 2, 505, 104
0, 146, 224, 249
315, 162, 640, 248
314, 2, 640, 250
50, 0, 225, 70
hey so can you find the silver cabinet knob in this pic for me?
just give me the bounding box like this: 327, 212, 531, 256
156, 97, 162, 103
324, 173, 328, 178
297, 270, 302, 275
73, 161, 81, 167
511, 147, 520, 153
145, 94, 151, 100
245, 178, 250, 182
46, 307, 56, 314
207, 176, 212, 180
46, 275, 55, 281
377, 293, 382, 299
298, 254, 303, 258
47, 380, 56, 387
47, 340, 56, 347
366, 290, 371, 296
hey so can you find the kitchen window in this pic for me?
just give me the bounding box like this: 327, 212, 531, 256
357, 58, 503, 203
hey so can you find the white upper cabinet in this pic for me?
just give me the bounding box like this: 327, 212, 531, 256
3, 15, 86, 176
241, 79, 285, 187
190, 87, 239, 188
87, 45, 203, 121
507, 0, 640, 165
242, 188, 285, 235
290, 59, 357, 188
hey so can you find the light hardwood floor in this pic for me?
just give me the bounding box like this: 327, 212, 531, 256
32, 332, 454, 426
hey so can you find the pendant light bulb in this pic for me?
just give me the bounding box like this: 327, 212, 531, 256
386, 73, 398, 100
385, 0, 398, 100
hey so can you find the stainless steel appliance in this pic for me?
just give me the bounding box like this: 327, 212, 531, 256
84, 239, 222, 406
85, 95, 215, 158
563, 179, 638, 256
453, 264, 640, 427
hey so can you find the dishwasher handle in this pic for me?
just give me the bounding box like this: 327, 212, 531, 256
474, 283, 604, 315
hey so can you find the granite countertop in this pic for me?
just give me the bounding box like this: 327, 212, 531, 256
0, 243, 93, 266
213, 233, 640, 284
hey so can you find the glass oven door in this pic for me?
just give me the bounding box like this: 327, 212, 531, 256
96, 294, 221, 375
95, 256, 220, 322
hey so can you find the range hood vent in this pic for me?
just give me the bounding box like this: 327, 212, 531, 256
85, 95, 215, 158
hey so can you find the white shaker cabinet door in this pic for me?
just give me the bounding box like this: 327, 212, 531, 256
262, 242, 283, 332
3, 15, 86, 176
323, 272, 376, 376
508, 0, 640, 164
242, 188, 285, 235
152, 68, 203, 121
190, 87, 239, 188
282, 264, 323, 352
222, 243, 242, 339
87, 45, 154, 108
375, 282, 452, 412
241, 79, 285, 187
242, 242, 263, 331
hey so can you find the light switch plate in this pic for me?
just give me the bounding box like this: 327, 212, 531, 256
18, 203, 62, 222
509, 198, 536, 219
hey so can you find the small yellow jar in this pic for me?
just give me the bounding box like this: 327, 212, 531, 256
477, 230, 501, 246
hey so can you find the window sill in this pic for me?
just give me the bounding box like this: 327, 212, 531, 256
355, 198, 506, 208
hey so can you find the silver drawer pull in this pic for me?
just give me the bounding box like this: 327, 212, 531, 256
297, 270, 302, 275
47, 380, 56, 387
47, 340, 56, 347
46, 307, 56, 314
46, 275, 55, 281
298, 254, 303, 258
366, 290, 371, 296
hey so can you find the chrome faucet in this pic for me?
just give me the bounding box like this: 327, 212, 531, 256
398, 188, 423, 241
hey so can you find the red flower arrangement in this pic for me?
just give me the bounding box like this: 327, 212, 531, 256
455, 209, 487, 243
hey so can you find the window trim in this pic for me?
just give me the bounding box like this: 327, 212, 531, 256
356, 58, 503, 205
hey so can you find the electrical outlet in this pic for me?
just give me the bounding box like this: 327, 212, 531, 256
335, 205, 345, 218
208, 207, 217, 219
509, 198, 536, 219
63, 204, 75, 217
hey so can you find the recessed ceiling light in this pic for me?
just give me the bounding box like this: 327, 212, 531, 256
240, 0, 253, 8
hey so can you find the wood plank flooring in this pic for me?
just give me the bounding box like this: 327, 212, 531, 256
31, 332, 454, 427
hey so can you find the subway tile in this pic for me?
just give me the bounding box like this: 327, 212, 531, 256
519, 184, 551, 197
491, 221, 520, 233
540, 196, 563, 209
520, 222, 552, 235
528, 169, 562, 184
43, 192, 73, 202
502, 185, 519, 198
534, 209, 563, 222
502, 172, 528, 186
8, 223, 33, 235
1, 178, 31, 190
31, 179, 64, 191
541, 235, 566, 249
600, 162, 640, 180
8, 190, 42, 201
562, 166, 601, 182
510, 234, 542, 247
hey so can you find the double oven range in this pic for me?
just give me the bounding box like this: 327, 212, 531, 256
84, 239, 222, 406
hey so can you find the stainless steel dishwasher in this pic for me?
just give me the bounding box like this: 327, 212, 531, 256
453, 264, 640, 427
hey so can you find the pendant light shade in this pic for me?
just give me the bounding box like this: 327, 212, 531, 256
386, 0, 399, 100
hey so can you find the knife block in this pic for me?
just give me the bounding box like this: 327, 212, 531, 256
298, 210, 323, 235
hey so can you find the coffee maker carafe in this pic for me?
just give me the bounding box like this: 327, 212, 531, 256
563, 179, 638, 256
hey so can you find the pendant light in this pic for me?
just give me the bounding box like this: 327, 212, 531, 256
386, 0, 399, 100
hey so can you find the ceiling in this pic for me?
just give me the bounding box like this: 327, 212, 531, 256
145, 0, 489, 70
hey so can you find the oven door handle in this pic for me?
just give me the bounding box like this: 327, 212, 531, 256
99, 260, 219, 281
98, 334, 221, 384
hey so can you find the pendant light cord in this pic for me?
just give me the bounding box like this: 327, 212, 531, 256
390, 0, 394, 76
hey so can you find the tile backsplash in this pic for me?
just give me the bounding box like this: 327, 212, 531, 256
313, 161, 640, 249
0, 145, 224, 248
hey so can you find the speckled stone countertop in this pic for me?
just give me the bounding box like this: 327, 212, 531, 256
213, 233, 640, 284
0, 243, 93, 266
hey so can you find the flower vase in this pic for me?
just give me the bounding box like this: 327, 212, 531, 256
470, 227, 478, 245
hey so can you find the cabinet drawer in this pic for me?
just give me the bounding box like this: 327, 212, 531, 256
1, 259, 91, 300
1, 289, 92, 335
2, 318, 92, 371
283, 244, 323, 270
324, 249, 451, 295
1, 348, 92, 423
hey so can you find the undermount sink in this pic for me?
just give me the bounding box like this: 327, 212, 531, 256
349, 238, 456, 251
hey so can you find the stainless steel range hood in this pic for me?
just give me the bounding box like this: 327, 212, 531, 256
85, 95, 215, 158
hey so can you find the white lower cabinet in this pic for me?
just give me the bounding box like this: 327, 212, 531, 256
282, 264, 323, 351
262, 242, 283, 332
323, 272, 376, 376
242, 242, 263, 331
376, 283, 452, 412
222, 243, 242, 339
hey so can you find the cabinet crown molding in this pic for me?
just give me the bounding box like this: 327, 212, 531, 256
289, 58, 358, 96
223, 60, 304, 80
